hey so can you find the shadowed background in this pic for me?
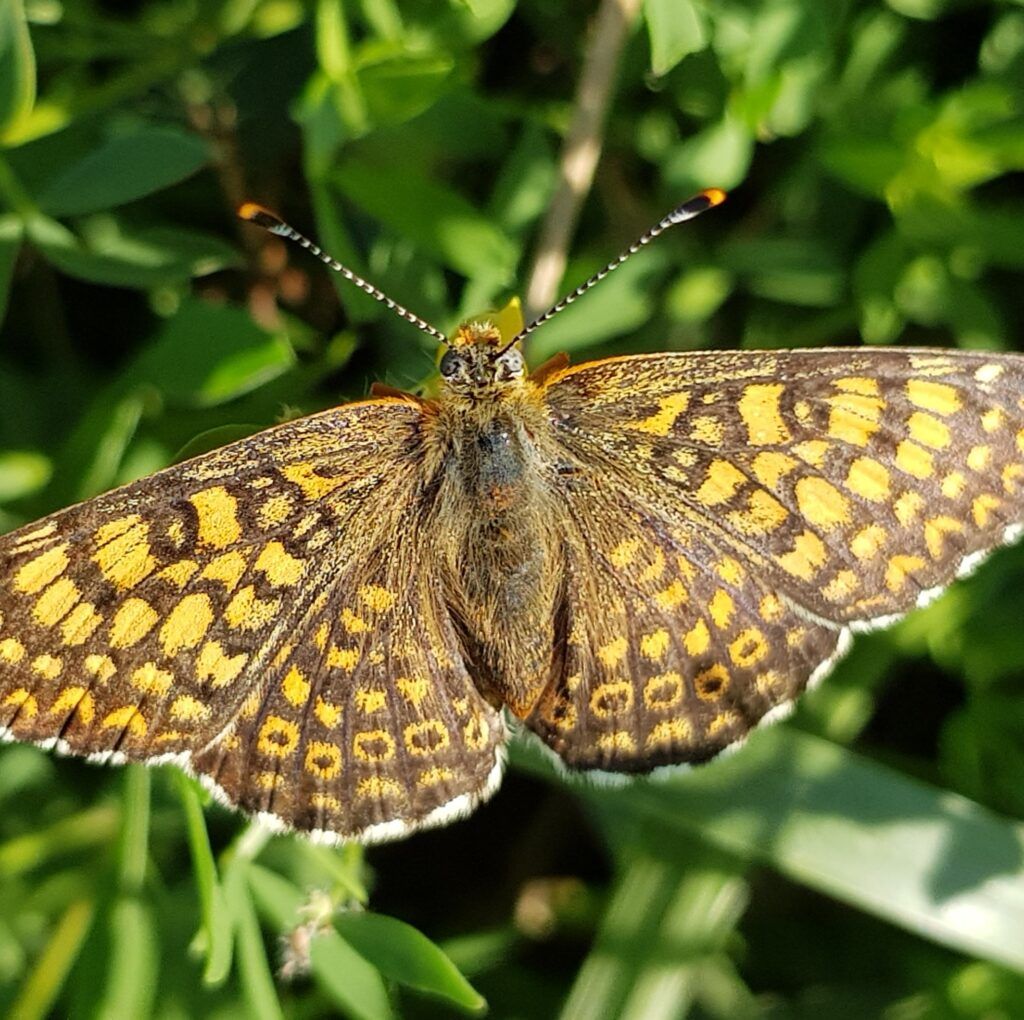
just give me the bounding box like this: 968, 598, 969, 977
1, 0, 1024, 1016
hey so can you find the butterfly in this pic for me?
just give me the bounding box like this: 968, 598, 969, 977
1, 189, 1022, 844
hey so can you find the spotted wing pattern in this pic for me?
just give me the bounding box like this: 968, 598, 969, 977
531, 348, 1024, 769
0, 399, 503, 841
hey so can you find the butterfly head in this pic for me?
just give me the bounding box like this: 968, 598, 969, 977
439, 321, 526, 398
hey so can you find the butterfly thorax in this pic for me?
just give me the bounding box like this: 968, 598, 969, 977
426, 326, 564, 717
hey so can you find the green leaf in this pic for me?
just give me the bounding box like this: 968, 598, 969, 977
663, 115, 754, 193
0, 0, 36, 141
28, 215, 239, 288
310, 930, 395, 1020
0, 214, 24, 327
95, 898, 158, 1020
0, 450, 51, 503
37, 126, 209, 217
644, 0, 708, 77
515, 728, 1024, 972
335, 911, 487, 1013
357, 49, 455, 126
333, 159, 517, 283
225, 864, 285, 1020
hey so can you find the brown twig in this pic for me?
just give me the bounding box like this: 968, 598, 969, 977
522, 0, 644, 326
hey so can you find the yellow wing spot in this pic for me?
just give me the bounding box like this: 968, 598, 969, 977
609, 538, 641, 568
966, 445, 992, 472
358, 585, 396, 612
196, 641, 248, 687
1017, 426, 1024, 454
937, 473, 962, 499
31, 654, 62, 679
794, 400, 812, 425
109, 598, 159, 649
543, 695, 577, 731
60, 602, 103, 646
255, 771, 282, 791
827, 393, 883, 446
728, 629, 768, 667
199, 551, 248, 590
166, 519, 186, 548
160, 593, 214, 657
728, 489, 789, 535
907, 411, 951, 450
795, 477, 851, 530
1003, 464, 1024, 494
131, 662, 173, 695
281, 666, 310, 708
396, 677, 430, 706
14, 543, 70, 595
355, 689, 387, 713
980, 408, 1003, 433
894, 491, 924, 527
326, 645, 360, 670
777, 530, 828, 580
690, 415, 724, 445
895, 440, 935, 480
170, 696, 210, 722
50, 687, 94, 725
974, 363, 1004, 383
708, 589, 734, 629
822, 570, 860, 602
674, 447, 698, 468
906, 379, 961, 415
759, 593, 783, 622
708, 711, 741, 738
750, 451, 797, 490
257, 493, 296, 529
280, 462, 349, 500
589, 681, 634, 719
101, 705, 147, 738
755, 670, 784, 696
714, 557, 745, 585
239, 691, 261, 718
254, 541, 306, 587
0, 639, 26, 659
654, 579, 688, 611
12, 522, 57, 547
625, 391, 691, 436
157, 560, 199, 589
190, 487, 241, 549
695, 459, 747, 506
683, 620, 710, 656
638, 546, 666, 583
642, 672, 683, 710
352, 729, 396, 762
847, 522, 888, 561
792, 440, 830, 467
304, 740, 342, 780
640, 629, 670, 660
835, 377, 880, 397
464, 714, 491, 750
646, 719, 692, 748
313, 622, 330, 650
739, 383, 790, 445
885, 555, 926, 593
224, 586, 281, 631
923, 516, 964, 559
257, 715, 300, 758
357, 776, 403, 800
32, 577, 81, 628
84, 654, 116, 681
597, 636, 628, 667
404, 719, 451, 755
311, 792, 341, 812
418, 767, 455, 787
314, 697, 342, 729
845, 458, 890, 502
787, 625, 808, 647
341, 608, 367, 634
972, 494, 1002, 528
3, 689, 37, 717
597, 731, 636, 753
93, 518, 157, 591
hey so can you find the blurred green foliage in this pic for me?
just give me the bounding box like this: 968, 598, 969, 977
1, 0, 1024, 1016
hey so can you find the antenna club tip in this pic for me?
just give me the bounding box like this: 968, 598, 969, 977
701, 187, 727, 207
237, 202, 284, 230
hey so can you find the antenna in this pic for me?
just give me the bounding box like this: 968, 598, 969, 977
238, 203, 448, 345
501, 188, 727, 353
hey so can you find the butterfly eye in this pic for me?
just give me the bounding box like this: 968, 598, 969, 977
439, 350, 462, 378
